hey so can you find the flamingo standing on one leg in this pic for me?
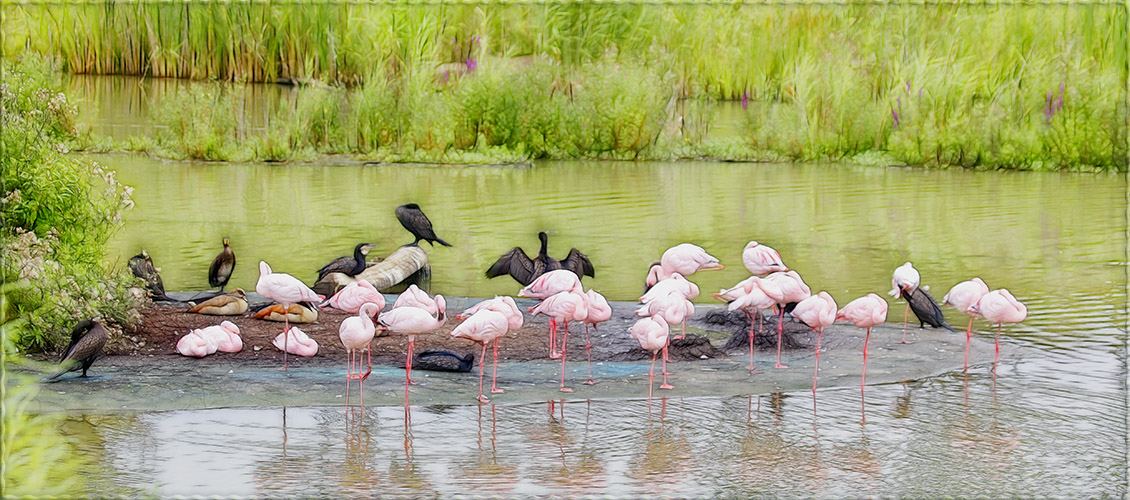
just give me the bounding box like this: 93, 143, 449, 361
581, 289, 611, 385
529, 290, 589, 393
791, 292, 838, 392
636, 290, 694, 376
764, 270, 811, 368
742, 241, 787, 276
644, 243, 724, 289
943, 278, 990, 371
888, 262, 921, 344
629, 315, 672, 400
389, 284, 443, 385
458, 296, 524, 394
379, 295, 447, 391
256, 261, 324, 371
837, 293, 888, 390
339, 302, 382, 406
724, 277, 782, 374
519, 270, 583, 358
450, 309, 510, 403
967, 288, 1027, 371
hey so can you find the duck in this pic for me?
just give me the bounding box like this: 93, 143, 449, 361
486, 231, 595, 286
187, 288, 248, 316
316, 243, 372, 282
46, 319, 109, 381
209, 237, 236, 292
252, 302, 319, 323
396, 203, 452, 247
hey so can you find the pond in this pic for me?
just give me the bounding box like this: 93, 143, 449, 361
46, 76, 1130, 497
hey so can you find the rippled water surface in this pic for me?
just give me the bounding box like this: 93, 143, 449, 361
49, 77, 1130, 498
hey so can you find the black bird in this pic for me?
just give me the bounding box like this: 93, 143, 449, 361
395, 203, 452, 247
485, 231, 595, 286
46, 319, 109, 381
903, 287, 956, 332
129, 250, 171, 301
316, 243, 372, 282
209, 237, 236, 292
411, 349, 475, 372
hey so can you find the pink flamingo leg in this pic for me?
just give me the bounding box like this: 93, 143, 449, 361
490, 340, 504, 394
964, 316, 973, 371
812, 327, 823, 392
899, 303, 911, 344
282, 305, 290, 371
648, 352, 657, 402
746, 312, 763, 375
477, 342, 490, 403
345, 350, 352, 407
362, 344, 372, 380
660, 346, 674, 390
548, 319, 562, 359
775, 306, 789, 369
674, 320, 686, 341
861, 326, 871, 390
583, 324, 596, 385
662, 336, 671, 375
559, 324, 573, 393
994, 323, 1001, 370
406, 335, 418, 386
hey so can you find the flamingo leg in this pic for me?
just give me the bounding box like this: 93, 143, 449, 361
648, 352, 657, 402
358, 350, 364, 407
899, 303, 911, 344
490, 339, 504, 394
283, 304, 290, 371
582, 324, 595, 385
662, 335, 671, 375
362, 343, 372, 380
812, 327, 823, 392
660, 345, 674, 390
673, 319, 686, 341
559, 323, 573, 393
994, 323, 1001, 370
964, 316, 974, 371
345, 350, 352, 407
861, 326, 871, 390
548, 319, 562, 359
477, 342, 490, 403
406, 335, 418, 385
775, 305, 789, 369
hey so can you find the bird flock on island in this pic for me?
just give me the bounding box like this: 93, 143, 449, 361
59, 204, 1029, 406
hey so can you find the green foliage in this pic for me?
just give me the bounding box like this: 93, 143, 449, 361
150, 87, 239, 161
1, 58, 142, 352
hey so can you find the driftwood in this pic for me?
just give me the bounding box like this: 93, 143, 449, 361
312, 245, 430, 297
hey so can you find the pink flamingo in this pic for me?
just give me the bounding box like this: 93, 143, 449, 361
791, 292, 838, 391
713, 276, 761, 302
322, 279, 386, 315
339, 302, 382, 405
529, 290, 589, 392
967, 288, 1027, 370
725, 276, 783, 374
175, 330, 218, 357
450, 309, 510, 403
392, 284, 440, 315
192, 321, 243, 353
837, 293, 888, 389
255, 261, 324, 370
764, 270, 811, 368
888, 262, 921, 344
629, 315, 672, 399
458, 296, 523, 394
742, 241, 788, 276
644, 243, 723, 287
581, 289, 611, 385
518, 269, 582, 299
379, 295, 447, 388
636, 291, 694, 338
943, 278, 990, 370
640, 272, 699, 303
273, 326, 319, 357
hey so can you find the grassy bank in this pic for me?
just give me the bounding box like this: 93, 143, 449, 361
6, 3, 1127, 170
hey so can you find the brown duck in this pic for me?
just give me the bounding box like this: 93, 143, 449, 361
209, 237, 236, 292
187, 288, 248, 316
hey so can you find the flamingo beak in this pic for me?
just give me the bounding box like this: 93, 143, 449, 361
700, 263, 725, 271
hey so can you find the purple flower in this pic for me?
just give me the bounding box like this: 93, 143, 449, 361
741, 91, 749, 110
892, 109, 900, 127
443, 71, 449, 82
465, 58, 478, 73
1045, 91, 1054, 123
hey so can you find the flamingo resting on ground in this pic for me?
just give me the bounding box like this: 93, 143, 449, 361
791, 292, 838, 391
273, 326, 319, 357
255, 261, 324, 370
645, 243, 723, 288
742, 241, 787, 276
837, 293, 888, 390
380, 294, 447, 391
943, 278, 990, 370
630, 315, 672, 399
967, 288, 1027, 370
194, 321, 243, 353
339, 302, 382, 405
888, 262, 920, 344
764, 270, 811, 368
450, 309, 510, 403
529, 290, 589, 392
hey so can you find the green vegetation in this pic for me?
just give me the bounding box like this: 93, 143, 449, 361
1, 57, 142, 353
3, 4, 1126, 169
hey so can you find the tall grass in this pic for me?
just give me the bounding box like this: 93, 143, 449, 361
4, 3, 1125, 170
